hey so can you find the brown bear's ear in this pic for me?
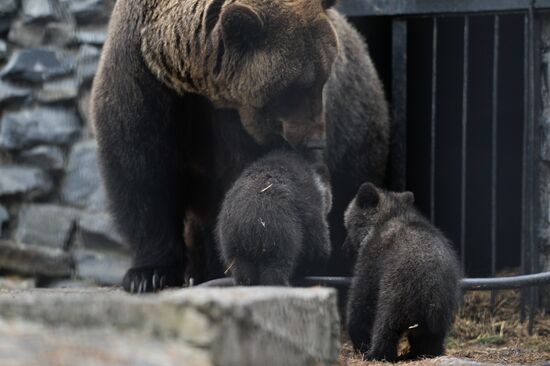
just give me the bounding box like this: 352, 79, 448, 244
356, 182, 379, 209
221, 4, 265, 50
321, 0, 339, 9
400, 191, 415, 206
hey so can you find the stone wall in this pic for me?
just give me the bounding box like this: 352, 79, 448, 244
0, 0, 128, 287
1, 1, 549, 302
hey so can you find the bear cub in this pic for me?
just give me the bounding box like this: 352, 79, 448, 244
216, 149, 332, 286
344, 183, 461, 361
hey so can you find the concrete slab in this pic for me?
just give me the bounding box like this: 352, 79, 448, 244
0, 287, 341, 366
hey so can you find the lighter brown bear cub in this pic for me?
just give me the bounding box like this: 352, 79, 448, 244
92, 0, 390, 292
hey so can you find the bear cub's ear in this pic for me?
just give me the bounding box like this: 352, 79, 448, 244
399, 191, 415, 206
221, 4, 265, 50
322, 0, 340, 9
356, 182, 379, 209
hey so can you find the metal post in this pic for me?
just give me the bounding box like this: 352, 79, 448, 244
430, 17, 438, 224
460, 16, 470, 272
491, 15, 500, 313
391, 19, 408, 192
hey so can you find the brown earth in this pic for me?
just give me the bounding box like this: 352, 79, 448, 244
340, 289, 550, 365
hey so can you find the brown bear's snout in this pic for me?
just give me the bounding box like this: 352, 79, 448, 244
280, 114, 326, 148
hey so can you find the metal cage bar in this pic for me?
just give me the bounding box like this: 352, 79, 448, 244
391, 19, 408, 192
430, 17, 438, 223
460, 16, 470, 272
490, 14, 500, 312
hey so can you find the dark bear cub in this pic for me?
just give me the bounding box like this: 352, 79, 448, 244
344, 183, 461, 361
216, 149, 331, 286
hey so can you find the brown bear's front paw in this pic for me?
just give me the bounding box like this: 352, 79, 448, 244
122, 265, 184, 294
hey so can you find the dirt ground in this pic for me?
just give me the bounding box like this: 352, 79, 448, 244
339, 289, 550, 365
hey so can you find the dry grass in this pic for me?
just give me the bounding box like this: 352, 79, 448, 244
340, 290, 550, 365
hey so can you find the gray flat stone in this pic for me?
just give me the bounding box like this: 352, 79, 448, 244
78, 211, 124, 251
42, 22, 77, 47
77, 88, 93, 135
74, 249, 132, 286
0, 107, 80, 149
0, 287, 340, 366
36, 75, 79, 103
0, 15, 12, 34
21, 0, 61, 24
76, 44, 99, 86
15, 204, 81, 250
61, 140, 107, 210
0, 0, 16, 15
75, 25, 106, 44
7, 19, 45, 47
18, 145, 65, 170
0, 81, 32, 105
67, 0, 113, 25
0, 39, 7, 60
0, 166, 53, 198
0, 240, 73, 277
0, 204, 8, 236
0, 277, 36, 290
0, 0, 16, 33
542, 118, 550, 162
74, 248, 130, 285
0, 48, 74, 83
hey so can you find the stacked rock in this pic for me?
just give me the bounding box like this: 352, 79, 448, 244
0, 0, 129, 289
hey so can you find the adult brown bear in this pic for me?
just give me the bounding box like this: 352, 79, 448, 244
91, 0, 389, 293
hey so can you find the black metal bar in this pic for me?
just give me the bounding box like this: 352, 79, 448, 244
197, 272, 550, 291
390, 19, 408, 192
461, 272, 550, 291
520, 10, 531, 325
430, 17, 438, 223
490, 14, 500, 313
526, 4, 540, 335
460, 16, 470, 272
337, 0, 550, 17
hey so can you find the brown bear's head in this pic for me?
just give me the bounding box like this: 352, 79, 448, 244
218, 0, 340, 147
141, 0, 340, 147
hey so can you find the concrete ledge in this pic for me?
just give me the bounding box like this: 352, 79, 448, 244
0, 318, 211, 366
0, 287, 341, 366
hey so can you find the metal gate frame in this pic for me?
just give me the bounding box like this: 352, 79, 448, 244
335, 0, 550, 333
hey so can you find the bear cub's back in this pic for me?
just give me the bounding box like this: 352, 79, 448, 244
216, 149, 332, 285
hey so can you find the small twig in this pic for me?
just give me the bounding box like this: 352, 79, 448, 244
259, 218, 266, 228
260, 183, 273, 193
224, 260, 235, 275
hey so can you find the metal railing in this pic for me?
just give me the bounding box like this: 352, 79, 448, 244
198, 273, 550, 291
